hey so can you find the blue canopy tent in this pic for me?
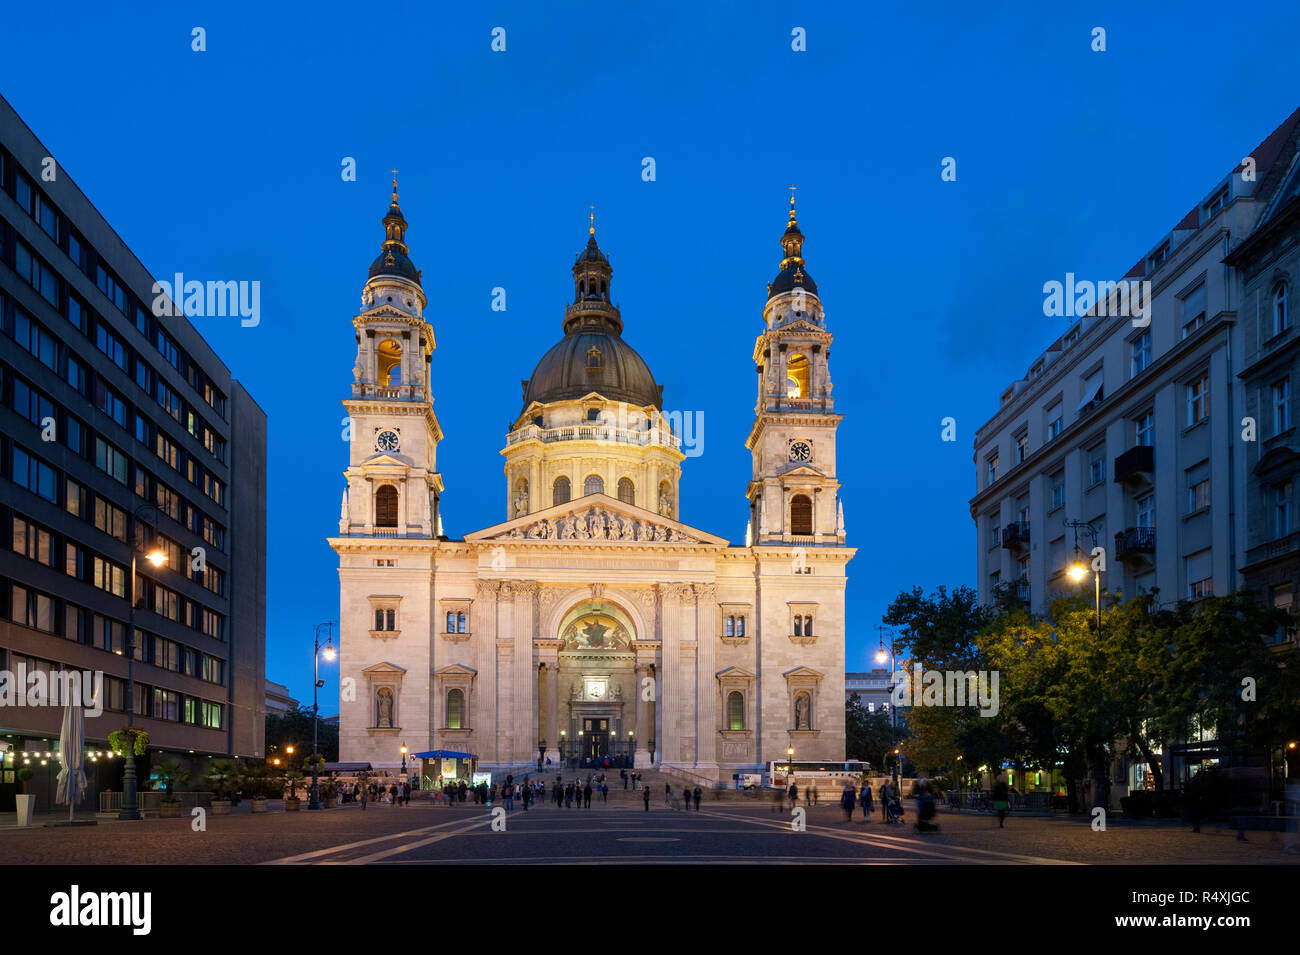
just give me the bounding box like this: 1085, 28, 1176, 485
412, 750, 478, 787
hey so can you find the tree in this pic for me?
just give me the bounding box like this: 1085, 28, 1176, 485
845, 695, 894, 768
266, 705, 339, 761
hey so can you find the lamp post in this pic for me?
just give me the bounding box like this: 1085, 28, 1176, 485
786, 746, 795, 794
400, 743, 408, 776
875, 626, 900, 785
1065, 519, 1103, 633
120, 503, 168, 821
308, 622, 335, 810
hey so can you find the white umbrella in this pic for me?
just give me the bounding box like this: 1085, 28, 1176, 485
55, 698, 87, 823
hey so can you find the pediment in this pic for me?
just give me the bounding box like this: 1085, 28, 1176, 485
465, 493, 728, 546
433, 663, 477, 678
360, 453, 409, 469
781, 463, 826, 478
776, 319, 829, 336
361, 662, 407, 676
782, 666, 825, 681
716, 666, 757, 680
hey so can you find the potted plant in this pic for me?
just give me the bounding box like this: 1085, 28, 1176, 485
207, 760, 237, 814
15, 767, 34, 826
322, 777, 341, 808
156, 758, 191, 818
241, 760, 270, 813
283, 769, 305, 811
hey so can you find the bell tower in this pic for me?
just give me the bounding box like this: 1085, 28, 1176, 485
745, 194, 844, 545
339, 180, 442, 537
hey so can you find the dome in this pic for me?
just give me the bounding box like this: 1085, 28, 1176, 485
368, 246, 421, 283
522, 327, 663, 410
767, 260, 818, 299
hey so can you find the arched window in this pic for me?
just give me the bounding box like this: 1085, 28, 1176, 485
725, 616, 735, 637
376, 687, 395, 728
584, 475, 604, 497
736, 615, 745, 637
456, 611, 467, 633
803, 614, 813, 635
790, 494, 812, 535
446, 688, 464, 729
553, 476, 571, 506
445, 612, 455, 633
727, 691, 745, 731
787, 353, 809, 398
794, 616, 803, 636
617, 478, 635, 505
378, 339, 402, 386
587, 408, 601, 421
1275, 281, 1290, 335
375, 485, 399, 527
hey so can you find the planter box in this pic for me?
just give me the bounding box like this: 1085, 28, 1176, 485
159, 803, 182, 818
285, 797, 301, 812
15, 794, 34, 827
210, 800, 232, 815
250, 798, 268, 813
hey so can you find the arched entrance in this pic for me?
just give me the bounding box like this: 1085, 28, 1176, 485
555, 601, 637, 767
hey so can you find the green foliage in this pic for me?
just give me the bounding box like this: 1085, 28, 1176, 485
206, 760, 237, 799
16, 767, 33, 783
265, 706, 338, 762
108, 727, 150, 756
845, 695, 895, 767
155, 758, 191, 801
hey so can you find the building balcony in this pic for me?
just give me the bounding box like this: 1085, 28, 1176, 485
351, 383, 424, 401
764, 395, 835, 413
1114, 526, 1156, 561
1244, 530, 1300, 568
504, 423, 681, 449
1001, 521, 1030, 550
1113, 445, 1155, 483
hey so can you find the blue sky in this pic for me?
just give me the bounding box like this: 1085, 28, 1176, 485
3, 1, 1297, 706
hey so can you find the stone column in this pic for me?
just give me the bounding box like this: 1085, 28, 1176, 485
513, 582, 537, 764
495, 582, 515, 766
660, 583, 693, 767
694, 584, 719, 773
633, 662, 652, 767
473, 580, 498, 762
544, 662, 560, 764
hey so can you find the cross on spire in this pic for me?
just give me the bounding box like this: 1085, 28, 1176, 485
589, 204, 596, 235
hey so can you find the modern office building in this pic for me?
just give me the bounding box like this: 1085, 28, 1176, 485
969, 107, 1300, 793
844, 669, 891, 712
0, 94, 267, 811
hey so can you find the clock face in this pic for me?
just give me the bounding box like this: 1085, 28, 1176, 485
377, 430, 400, 453
789, 441, 812, 462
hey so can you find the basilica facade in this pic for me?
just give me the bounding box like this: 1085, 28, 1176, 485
329, 185, 854, 782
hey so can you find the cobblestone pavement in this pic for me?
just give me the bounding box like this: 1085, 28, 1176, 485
1, 802, 1295, 865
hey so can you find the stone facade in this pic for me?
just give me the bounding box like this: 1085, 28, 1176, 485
330, 189, 853, 782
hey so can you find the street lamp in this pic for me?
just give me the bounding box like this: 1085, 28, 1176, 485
787, 746, 795, 792
1065, 519, 1103, 633
308, 622, 335, 810
120, 503, 168, 821
400, 743, 408, 776
876, 625, 901, 785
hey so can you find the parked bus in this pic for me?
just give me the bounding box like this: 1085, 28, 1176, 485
767, 760, 870, 788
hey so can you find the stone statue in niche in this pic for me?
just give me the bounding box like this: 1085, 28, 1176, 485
794, 695, 809, 730
377, 688, 394, 728
514, 488, 529, 517
658, 488, 674, 518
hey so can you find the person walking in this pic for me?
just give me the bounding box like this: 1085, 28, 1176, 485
601, 781, 608, 803
992, 773, 1010, 828
403, 781, 411, 806
504, 782, 514, 811
622, 769, 629, 790
693, 786, 702, 811
860, 781, 873, 822
880, 780, 892, 823
665, 783, 671, 808
772, 786, 785, 813
841, 782, 856, 821
643, 785, 651, 811
583, 781, 593, 809
360, 784, 368, 811
787, 782, 799, 809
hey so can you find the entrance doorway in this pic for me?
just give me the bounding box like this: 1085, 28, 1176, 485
583, 718, 610, 760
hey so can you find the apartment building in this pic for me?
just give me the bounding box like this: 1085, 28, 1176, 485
1229, 145, 1300, 647
0, 94, 267, 811
971, 109, 1300, 622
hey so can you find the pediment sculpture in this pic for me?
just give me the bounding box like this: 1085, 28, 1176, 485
499, 506, 697, 544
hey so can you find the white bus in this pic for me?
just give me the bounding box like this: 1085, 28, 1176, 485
766, 759, 870, 788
